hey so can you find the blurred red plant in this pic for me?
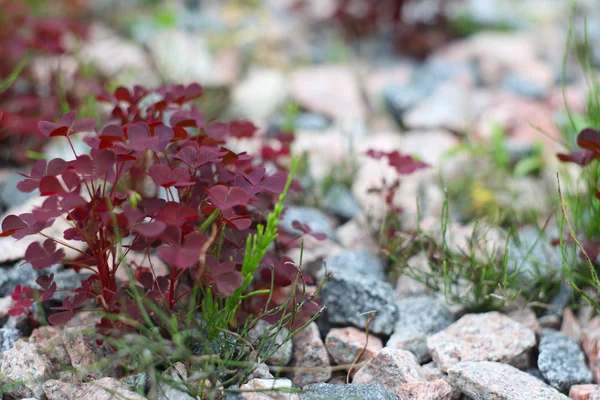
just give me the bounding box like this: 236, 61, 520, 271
0, 0, 97, 164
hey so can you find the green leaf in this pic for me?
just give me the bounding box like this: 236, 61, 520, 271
513, 156, 543, 177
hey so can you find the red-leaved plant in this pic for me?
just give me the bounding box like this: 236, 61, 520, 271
1, 83, 318, 337
0, 0, 100, 165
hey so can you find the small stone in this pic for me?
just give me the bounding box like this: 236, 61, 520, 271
122, 372, 149, 395
319, 274, 398, 335
383, 83, 431, 128
448, 361, 569, 400
539, 314, 562, 330
0, 339, 55, 398
427, 311, 536, 372
322, 184, 362, 222
325, 327, 383, 367
0, 171, 37, 209
570, 384, 600, 400
0, 327, 21, 363
232, 68, 288, 122
545, 281, 573, 318
387, 295, 453, 362
403, 82, 471, 133
291, 322, 331, 386
321, 249, 385, 281
247, 320, 292, 366
248, 362, 274, 380
29, 326, 71, 367
300, 383, 396, 400
506, 306, 542, 337
289, 66, 366, 121
397, 379, 452, 400
280, 206, 336, 240
395, 253, 433, 299
538, 329, 592, 391
582, 316, 600, 383
502, 72, 548, 100
44, 377, 147, 400
240, 378, 299, 400
63, 327, 115, 381
353, 348, 422, 393
562, 307, 582, 342
153, 362, 195, 400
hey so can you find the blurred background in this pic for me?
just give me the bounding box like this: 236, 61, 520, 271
1, 0, 600, 229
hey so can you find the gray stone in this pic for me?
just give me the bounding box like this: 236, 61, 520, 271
280, 206, 335, 240
154, 362, 195, 400
0, 262, 40, 297
502, 72, 548, 100
544, 281, 573, 318
319, 274, 398, 335
387, 295, 453, 362
122, 372, 149, 395
448, 361, 569, 400
383, 83, 431, 128
538, 329, 592, 391
247, 320, 292, 366
0, 171, 37, 209
300, 383, 396, 400
322, 184, 362, 222
321, 249, 385, 281
0, 328, 22, 364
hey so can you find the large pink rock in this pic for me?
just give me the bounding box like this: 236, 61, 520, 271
63, 327, 115, 381
449, 361, 568, 400
325, 327, 383, 367
43, 377, 147, 400
353, 347, 421, 393
240, 378, 299, 400
291, 322, 331, 386
397, 379, 452, 400
1, 339, 55, 398
29, 326, 71, 367
289, 66, 366, 121
570, 384, 600, 400
582, 316, 600, 383
427, 312, 536, 372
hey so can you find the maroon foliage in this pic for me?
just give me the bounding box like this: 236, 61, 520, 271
2, 83, 317, 335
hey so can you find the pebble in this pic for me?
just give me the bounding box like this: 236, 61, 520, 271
322, 184, 362, 222
319, 274, 398, 335
427, 311, 536, 372
290, 322, 331, 386
232, 68, 288, 122
353, 348, 422, 393
448, 361, 569, 400
387, 295, 453, 362
561, 307, 582, 342
403, 82, 472, 133
1, 340, 55, 399
502, 72, 548, 100
153, 362, 195, 400
44, 377, 147, 400
383, 83, 431, 128
321, 249, 386, 281
289, 66, 366, 121
0, 327, 21, 363
570, 384, 600, 400
280, 206, 336, 240
240, 378, 299, 400
325, 327, 383, 367
397, 379, 452, 400
247, 320, 292, 366
300, 383, 396, 400
63, 327, 115, 381
580, 316, 600, 383
537, 329, 592, 391
28, 326, 71, 367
